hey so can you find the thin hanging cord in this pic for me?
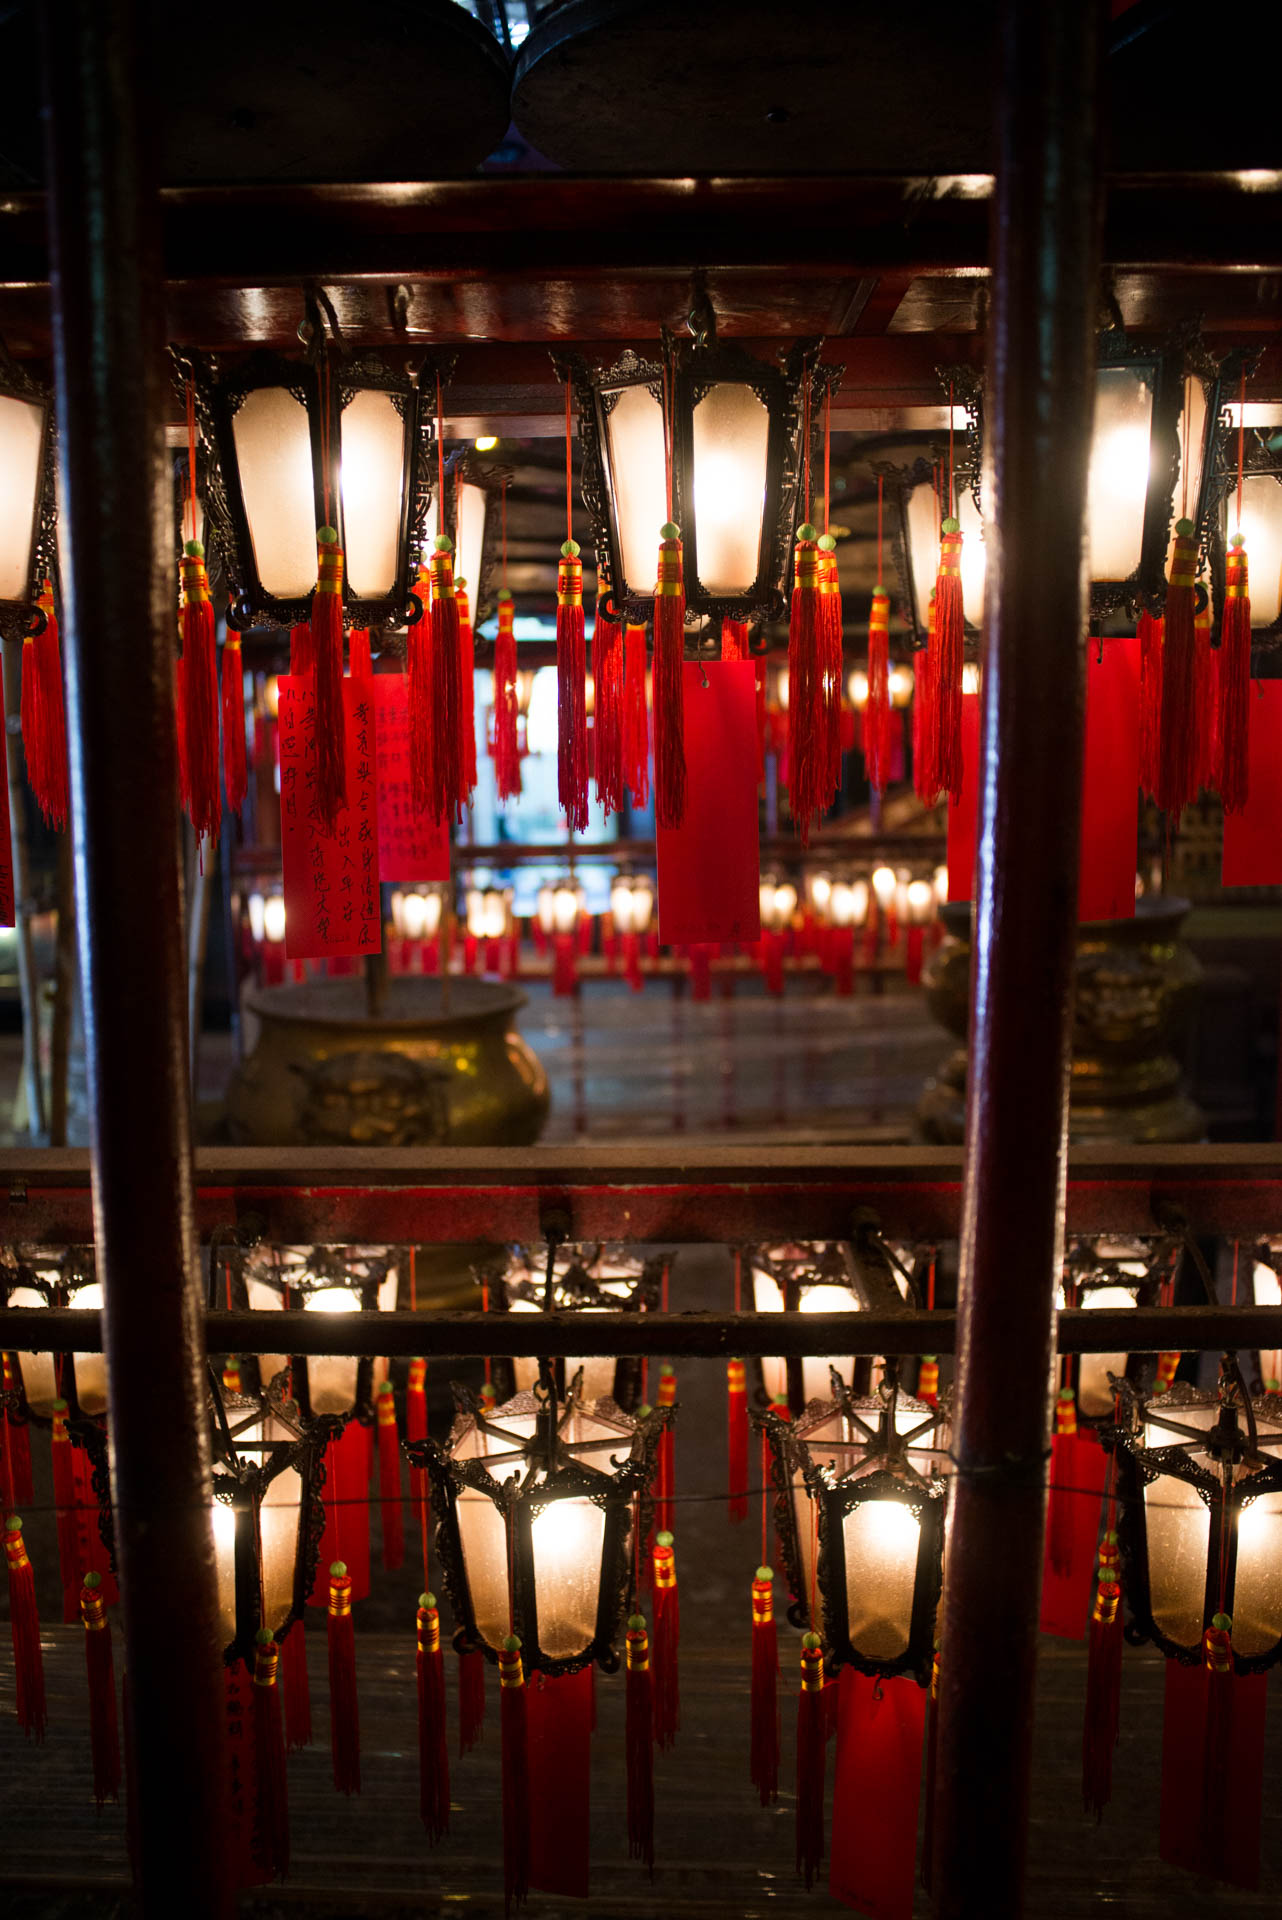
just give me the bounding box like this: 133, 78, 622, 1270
876, 474, 883, 581
565, 384, 574, 545
319, 350, 333, 529
1181, 377, 1191, 520
1236, 368, 1247, 531
501, 480, 509, 589
761, 1432, 769, 1567
822, 392, 830, 536
661, 362, 674, 524
185, 378, 200, 546
947, 383, 955, 521
436, 372, 446, 526
802, 381, 811, 526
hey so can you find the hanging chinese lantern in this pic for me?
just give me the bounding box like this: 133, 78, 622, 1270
488, 1243, 664, 1410
609, 872, 655, 992
743, 1243, 878, 1414
535, 878, 586, 996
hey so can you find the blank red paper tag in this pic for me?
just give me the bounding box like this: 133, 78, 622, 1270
657, 660, 761, 945
0, 682, 12, 925
279, 675, 381, 959
829, 1667, 926, 1919
527, 1666, 592, 1898
1079, 635, 1139, 921
1223, 681, 1282, 886
1039, 1429, 1108, 1639
945, 690, 982, 904
373, 675, 450, 883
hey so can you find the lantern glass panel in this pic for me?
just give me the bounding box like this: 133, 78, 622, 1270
1087, 365, 1155, 585
603, 384, 668, 594
5, 1284, 57, 1411
531, 1493, 606, 1659
231, 386, 318, 599
843, 1497, 920, 1661
1077, 1283, 1139, 1417
245, 1274, 288, 1388
304, 1285, 364, 1412
906, 481, 984, 628
1231, 1488, 1282, 1657
213, 1499, 238, 1648
456, 480, 487, 607
70, 1282, 108, 1414
340, 389, 405, 598
458, 1485, 510, 1648
1142, 1447, 1212, 1648
690, 382, 769, 594
0, 392, 44, 601
260, 1425, 305, 1633
1240, 474, 1282, 629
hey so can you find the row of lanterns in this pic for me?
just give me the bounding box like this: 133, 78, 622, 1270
5, 1232, 1282, 1901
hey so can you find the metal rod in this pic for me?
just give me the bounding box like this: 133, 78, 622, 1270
932, 5, 1102, 1914
39, 2, 229, 1910
4, 1302, 1280, 1359
2, 644, 47, 1141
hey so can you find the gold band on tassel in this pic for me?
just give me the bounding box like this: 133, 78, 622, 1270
557, 557, 583, 608
799, 1638, 824, 1693
727, 1359, 746, 1395
4, 1521, 31, 1574
1055, 1389, 1077, 1437
1203, 1617, 1233, 1674
869, 590, 889, 634
794, 544, 821, 592
498, 1641, 525, 1690
1226, 549, 1249, 599
429, 550, 455, 604
181, 551, 212, 606
751, 1577, 774, 1627
316, 535, 344, 595
80, 1581, 109, 1632
1092, 1579, 1120, 1629
653, 1540, 676, 1591
626, 1625, 650, 1673
655, 541, 684, 598
417, 1601, 441, 1657
1168, 535, 1198, 591
328, 1569, 353, 1618
254, 1638, 281, 1689
937, 531, 963, 578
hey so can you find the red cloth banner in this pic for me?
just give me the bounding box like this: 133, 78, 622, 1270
945, 690, 982, 904
1039, 1429, 1108, 1639
657, 661, 761, 946
527, 1666, 593, 1898
829, 1667, 926, 1919
373, 675, 450, 884
279, 677, 380, 959
1223, 681, 1282, 887
1079, 635, 1140, 922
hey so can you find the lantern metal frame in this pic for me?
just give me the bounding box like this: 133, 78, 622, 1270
1060, 1234, 1167, 1422
0, 336, 58, 645
1207, 423, 1282, 647
482, 1242, 665, 1411
444, 449, 514, 629
183, 344, 435, 634
231, 1242, 398, 1424
0, 1244, 104, 1422
1104, 1371, 1282, 1672
415, 1379, 670, 1678
210, 1381, 331, 1665
757, 1366, 949, 1683
744, 1240, 875, 1412
565, 312, 818, 625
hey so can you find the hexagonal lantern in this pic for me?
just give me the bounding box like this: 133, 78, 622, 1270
483, 1243, 664, 1411
209, 1382, 328, 1661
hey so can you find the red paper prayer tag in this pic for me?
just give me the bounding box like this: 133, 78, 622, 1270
1079, 635, 1140, 922
373, 675, 450, 884
657, 661, 761, 947
278, 675, 381, 960
1222, 681, 1282, 887
945, 688, 982, 903
829, 1667, 926, 1920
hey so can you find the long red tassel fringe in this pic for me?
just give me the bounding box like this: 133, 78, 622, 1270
493, 592, 522, 801
1219, 533, 1252, 813
721, 616, 748, 661
788, 527, 831, 839
22, 582, 69, 829
864, 586, 892, 794
750, 1570, 780, 1806
1082, 1542, 1123, 1820
51, 1400, 80, 1623
347, 628, 372, 678
931, 520, 964, 801
376, 1382, 404, 1572
281, 1621, 312, 1751
912, 601, 937, 802
180, 543, 221, 844
557, 543, 589, 832
417, 1596, 451, 1842
459, 1646, 486, 1755
655, 1364, 676, 1535
653, 528, 686, 829
457, 583, 477, 801
252, 1632, 290, 1880
428, 541, 464, 825
1156, 522, 1199, 819
625, 1614, 655, 1871
921, 1644, 940, 1890
80, 1573, 121, 1804
624, 621, 650, 806
819, 535, 844, 799
1137, 608, 1163, 800
327, 1563, 360, 1794
4, 1516, 46, 1739
795, 1635, 826, 1886
499, 1638, 530, 1913
593, 603, 625, 816
727, 1360, 748, 1524
221, 634, 248, 815
1, 1363, 33, 1506
310, 530, 348, 830
652, 1533, 680, 1749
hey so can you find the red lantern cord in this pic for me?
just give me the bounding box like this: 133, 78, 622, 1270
417, 1595, 451, 1843
557, 382, 589, 835
5, 1516, 47, 1740
652, 360, 686, 829
1219, 368, 1252, 813
865, 473, 892, 794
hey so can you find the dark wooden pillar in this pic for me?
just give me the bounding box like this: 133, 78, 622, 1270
930, 3, 1102, 1914
40, 2, 230, 1909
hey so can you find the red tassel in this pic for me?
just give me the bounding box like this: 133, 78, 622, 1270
1137, 608, 1164, 801
556, 542, 589, 833
754, 656, 767, 783
624, 620, 651, 807
1081, 1541, 1123, 1819
221, 635, 248, 815
1047, 1389, 1079, 1579
280, 1621, 312, 1751
721, 616, 748, 661
905, 923, 925, 986
1193, 596, 1218, 794
653, 527, 687, 829
456, 582, 478, 799
179, 542, 222, 844
1202, 1616, 1237, 1884
593, 603, 625, 816
912, 601, 937, 801
750, 1569, 780, 1806
727, 1359, 748, 1524
528, 1668, 593, 1898
788, 527, 834, 839
931, 520, 964, 802
310, 529, 348, 830
429, 541, 464, 824
51, 1399, 81, 1623
407, 1355, 431, 1568
1219, 533, 1252, 813
375, 1382, 404, 1573
498, 1637, 530, 1913
652, 1532, 680, 1750
1, 1402, 33, 1513
348, 628, 372, 678
625, 1614, 655, 1870
417, 1595, 451, 1842
4, 1515, 47, 1739
1156, 521, 1199, 819
921, 1645, 940, 1891
408, 565, 435, 820
459, 1646, 487, 1754
252, 1631, 290, 1881
864, 586, 893, 795
795, 1634, 826, 1886
326, 1561, 360, 1795
493, 592, 522, 802
80, 1573, 120, 1805
818, 535, 844, 798
22, 581, 69, 829
655, 1363, 676, 1535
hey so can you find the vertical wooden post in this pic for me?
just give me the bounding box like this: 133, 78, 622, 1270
40, 1, 230, 1910
930, 3, 1102, 1915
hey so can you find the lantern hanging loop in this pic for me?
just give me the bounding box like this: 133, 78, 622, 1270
296, 282, 344, 358
686, 274, 717, 350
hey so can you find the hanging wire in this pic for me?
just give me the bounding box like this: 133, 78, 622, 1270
1236, 366, 1247, 533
